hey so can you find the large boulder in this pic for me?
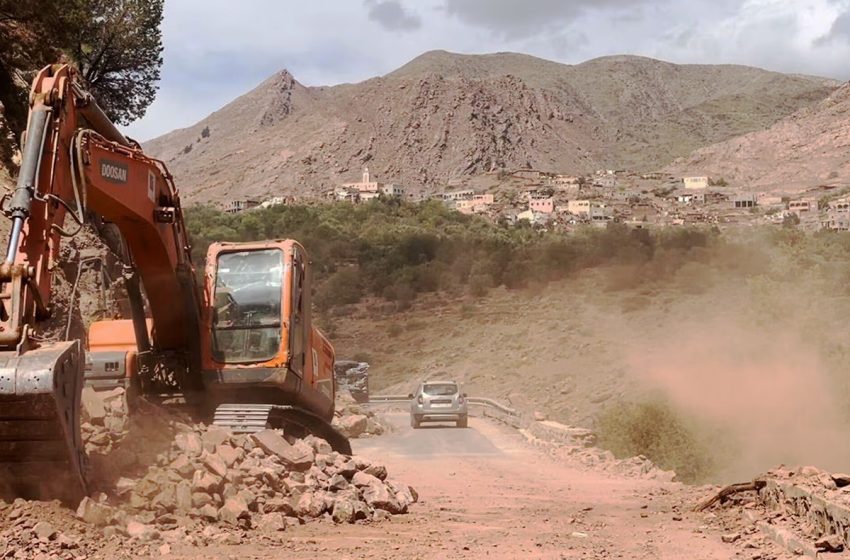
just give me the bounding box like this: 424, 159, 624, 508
251, 429, 314, 471
218, 496, 251, 526
334, 415, 368, 438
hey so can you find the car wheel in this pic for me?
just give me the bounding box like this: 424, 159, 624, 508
457, 414, 468, 428
410, 415, 420, 429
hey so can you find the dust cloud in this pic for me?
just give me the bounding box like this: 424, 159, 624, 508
626, 280, 850, 482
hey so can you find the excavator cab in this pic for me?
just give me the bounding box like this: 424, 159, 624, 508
209, 248, 284, 364
201, 240, 310, 386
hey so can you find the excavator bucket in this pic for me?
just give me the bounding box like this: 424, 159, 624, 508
0, 340, 87, 502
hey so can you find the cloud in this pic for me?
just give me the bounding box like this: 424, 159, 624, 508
442, 0, 654, 39
366, 0, 422, 31
815, 9, 850, 44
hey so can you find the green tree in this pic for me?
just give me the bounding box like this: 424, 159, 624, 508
67, 0, 164, 124
0, 0, 75, 130
0, 0, 164, 129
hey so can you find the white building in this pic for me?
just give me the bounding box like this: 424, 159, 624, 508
224, 199, 260, 214
260, 196, 285, 209
676, 192, 705, 204
442, 189, 475, 201
683, 177, 709, 190
341, 167, 405, 200
567, 200, 592, 216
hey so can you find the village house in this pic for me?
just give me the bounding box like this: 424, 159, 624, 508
455, 193, 495, 215
732, 193, 757, 208
516, 209, 552, 226
594, 175, 617, 188
441, 189, 475, 202
675, 192, 705, 204
757, 194, 784, 207
552, 174, 580, 186
610, 190, 638, 203
224, 199, 260, 214
683, 176, 709, 190
335, 188, 359, 203
528, 195, 555, 214
341, 167, 405, 201
829, 198, 850, 212
260, 196, 286, 209
516, 209, 535, 222
567, 200, 592, 216
589, 205, 613, 223
788, 198, 815, 215
822, 211, 850, 231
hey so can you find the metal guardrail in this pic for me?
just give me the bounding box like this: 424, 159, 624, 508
365, 395, 410, 404
366, 395, 518, 416
467, 397, 517, 416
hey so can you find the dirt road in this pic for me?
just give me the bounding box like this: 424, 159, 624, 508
174, 412, 754, 559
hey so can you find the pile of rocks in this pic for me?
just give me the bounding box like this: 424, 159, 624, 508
80, 387, 129, 455
76, 422, 416, 538
697, 465, 850, 558
520, 423, 676, 482
333, 396, 389, 439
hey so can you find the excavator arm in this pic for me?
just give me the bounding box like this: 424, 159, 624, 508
0, 65, 203, 500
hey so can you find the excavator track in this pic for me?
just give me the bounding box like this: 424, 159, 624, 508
213, 403, 352, 455
0, 341, 87, 503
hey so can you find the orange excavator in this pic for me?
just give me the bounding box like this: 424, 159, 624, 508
0, 65, 348, 500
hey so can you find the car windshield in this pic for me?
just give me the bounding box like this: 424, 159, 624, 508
422, 383, 458, 396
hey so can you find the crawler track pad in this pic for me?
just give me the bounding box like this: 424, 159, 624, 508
0, 341, 87, 503
214, 403, 352, 455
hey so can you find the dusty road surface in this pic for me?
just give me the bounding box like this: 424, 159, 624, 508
168, 412, 760, 560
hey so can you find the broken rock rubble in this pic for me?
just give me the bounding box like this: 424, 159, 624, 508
333, 395, 389, 439
77, 422, 416, 538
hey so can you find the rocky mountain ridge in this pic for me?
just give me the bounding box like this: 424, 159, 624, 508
666, 82, 850, 192
143, 50, 840, 203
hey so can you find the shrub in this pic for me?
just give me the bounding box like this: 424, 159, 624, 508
595, 399, 718, 483
315, 268, 362, 311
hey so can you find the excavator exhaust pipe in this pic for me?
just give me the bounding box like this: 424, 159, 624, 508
0, 340, 87, 502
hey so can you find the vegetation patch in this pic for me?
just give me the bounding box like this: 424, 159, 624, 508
595, 399, 724, 484
186, 200, 722, 312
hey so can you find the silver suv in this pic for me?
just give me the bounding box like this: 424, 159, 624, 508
409, 381, 468, 428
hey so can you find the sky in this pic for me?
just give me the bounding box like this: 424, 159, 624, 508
123, 0, 850, 141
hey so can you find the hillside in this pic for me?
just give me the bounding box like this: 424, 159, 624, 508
666, 83, 850, 192
327, 232, 850, 483
143, 50, 839, 203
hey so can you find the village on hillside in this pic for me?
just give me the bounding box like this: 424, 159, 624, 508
222, 166, 850, 232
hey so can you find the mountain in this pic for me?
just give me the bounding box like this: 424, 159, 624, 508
665, 83, 850, 193
143, 50, 840, 202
